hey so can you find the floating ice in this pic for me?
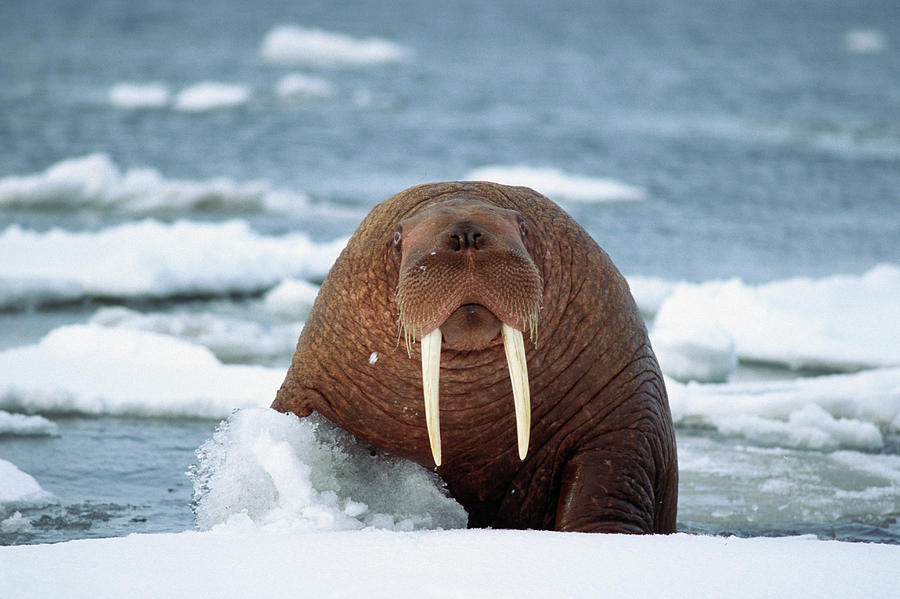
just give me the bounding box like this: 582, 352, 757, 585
108, 83, 171, 109
190, 408, 467, 532
0, 325, 283, 419
275, 73, 336, 100
89, 307, 301, 364
668, 366, 900, 449
0, 153, 310, 214
0, 459, 56, 509
651, 264, 900, 372
625, 275, 680, 318
259, 25, 411, 66
651, 320, 737, 383
844, 28, 887, 54
173, 82, 251, 112
465, 165, 646, 203
0, 410, 58, 436
0, 219, 345, 309
261, 278, 320, 317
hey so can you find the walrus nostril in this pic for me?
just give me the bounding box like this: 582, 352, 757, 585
448, 225, 483, 250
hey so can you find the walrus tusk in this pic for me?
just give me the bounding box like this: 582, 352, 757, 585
502, 323, 531, 460
421, 327, 442, 466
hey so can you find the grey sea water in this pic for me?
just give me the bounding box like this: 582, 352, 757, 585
1, 0, 898, 545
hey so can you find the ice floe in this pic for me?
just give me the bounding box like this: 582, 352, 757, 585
173, 82, 251, 112
259, 25, 411, 67
275, 73, 336, 100
0, 459, 56, 509
108, 83, 171, 109
0, 325, 283, 419
650, 264, 900, 374
466, 165, 646, 202
0, 219, 345, 309
0, 411, 58, 437
0, 154, 309, 214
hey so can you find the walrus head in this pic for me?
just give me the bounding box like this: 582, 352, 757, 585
393, 198, 543, 466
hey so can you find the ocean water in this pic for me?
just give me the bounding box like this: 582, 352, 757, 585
1, 0, 899, 545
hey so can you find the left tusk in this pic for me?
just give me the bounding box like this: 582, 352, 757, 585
421, 327, 443, 466
501, 323, 531, 461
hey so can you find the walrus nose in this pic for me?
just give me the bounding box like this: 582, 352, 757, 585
448, 224, 483, 251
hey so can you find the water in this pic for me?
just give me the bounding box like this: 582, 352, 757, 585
1, 0, 899, 545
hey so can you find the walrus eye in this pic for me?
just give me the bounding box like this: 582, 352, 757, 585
393, 227, 402, 251
518, 216, 528, 239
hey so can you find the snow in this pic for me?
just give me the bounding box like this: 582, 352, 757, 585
466, 165, 646, 202
0, 325, 282, 419
0, 153, 310, 214
648, 264, 900, 375
173, 82, 251, 112
261, 277, 321, 317
0, 459, 56, 508
259, 25, 411, 67
0, 219, 345, 309
190, 409, 466, 532
108, 82, 170, 109
0, 528, 897, 599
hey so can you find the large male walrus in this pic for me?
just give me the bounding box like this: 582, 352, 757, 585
273, 181, 678, 533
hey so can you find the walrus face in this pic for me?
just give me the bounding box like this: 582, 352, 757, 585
393, 198, 543, 465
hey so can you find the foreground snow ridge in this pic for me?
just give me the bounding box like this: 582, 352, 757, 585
1, 528, 897, 599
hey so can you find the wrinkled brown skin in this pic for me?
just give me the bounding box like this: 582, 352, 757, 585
273, 182, 678, 533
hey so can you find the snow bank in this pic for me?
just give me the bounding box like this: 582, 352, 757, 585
274, 73, 335, 100
668, 366, 900, 450
0, 411, 58, 436
108, 82, 170, 109
191, 408, 466, 532
1, 528, 897, 599
651, 264, 900, 374
0, 325, 283, 419
259, 25, 411, 66
0, 219, 345, 309
173, 82, 251, 112
466, 165, 646, 202
0, 154, 309, 213
0, 459, 56, 509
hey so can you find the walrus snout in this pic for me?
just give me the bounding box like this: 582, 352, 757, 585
447, 223, 484, 251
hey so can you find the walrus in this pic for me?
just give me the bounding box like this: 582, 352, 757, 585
273, 181, 678, 533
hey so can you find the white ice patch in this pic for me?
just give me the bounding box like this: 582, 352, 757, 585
0, 219, 345, 309
261, 278, 320, 318
668, 366, 900, 449
0, 154, 310, 214
173, 82, 251, 112
0, 325, 283, 419
259, 25, 411, 67
108, 83, 171, 109
652, 264, 900, 372
465, 165, 646, 203
89, 307, 301, 363
275, 73, 336, 100
844, 28, 887, 54
651, 319, 737, 383
626, 275, 680, 318
0, 411, 58, 436
0, 511, 33, 533
190, 408, 467, 532
0, 459, 56, 509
